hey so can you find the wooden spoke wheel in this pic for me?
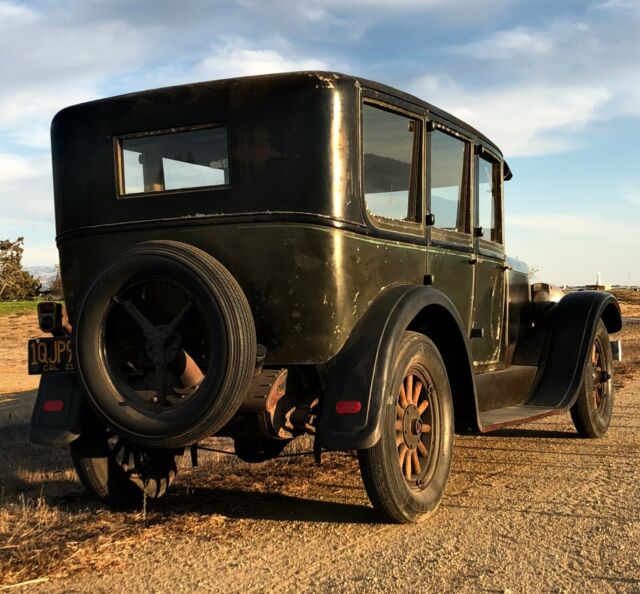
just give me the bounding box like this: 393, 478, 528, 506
590, 341, 609, 414
358, 331, 454, 524
395, 371, 435, 487
571, 320, 614, 438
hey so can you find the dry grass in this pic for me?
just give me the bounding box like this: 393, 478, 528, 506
611, 288, 640, 318
613, 323, 640, 390
0, 427, 358, 587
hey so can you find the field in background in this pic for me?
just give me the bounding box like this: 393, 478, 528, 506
0, 301, 39, 316
611, 288, 640, 319
0, 291, 639, 588
611, 290, 640, 387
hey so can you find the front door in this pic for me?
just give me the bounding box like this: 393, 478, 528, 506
470, 149, 506, 369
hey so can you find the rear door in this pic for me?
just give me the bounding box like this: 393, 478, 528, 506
426, 122, 474, 334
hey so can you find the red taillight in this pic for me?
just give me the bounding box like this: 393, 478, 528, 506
43, 400, 65, 413
335, 400, 362, 414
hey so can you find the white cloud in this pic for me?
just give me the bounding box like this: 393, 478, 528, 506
0, 153, 53, 220
0, 153, 41, 182
595, 0, 640, 12
192, 38, 328, 82
619, 185, 640, 206
416, 14, 640, 156
0, 1, 37, 29
0, 12, 152, 148
450, 23, 590, 59
410, 75, 610, 156
237, 0, 509, 9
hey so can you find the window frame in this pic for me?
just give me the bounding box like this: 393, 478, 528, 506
427, 120, 473, 248
360, 99, 425, 238
113, 122, 230, 199
474, 145, 504, 248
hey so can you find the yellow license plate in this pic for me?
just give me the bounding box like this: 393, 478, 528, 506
28, 337, 74, 375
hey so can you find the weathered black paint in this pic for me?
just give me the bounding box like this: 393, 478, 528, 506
320, 285, 478, 450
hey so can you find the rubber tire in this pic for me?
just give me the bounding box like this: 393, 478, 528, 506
75, 240, 257, 449
570, 320, 614, 438
70, 416, 183, 509
358, 331, 454, 524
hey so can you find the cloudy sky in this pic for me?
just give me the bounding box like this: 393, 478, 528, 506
1, 0, 639, 285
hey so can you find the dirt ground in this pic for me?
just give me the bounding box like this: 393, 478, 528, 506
0, 312, 45, 394
1, 299, 639, 593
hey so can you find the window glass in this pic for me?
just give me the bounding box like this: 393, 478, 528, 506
363, 104, 419, 223
429, 130, 467, 232
120, 127, 228, 195
478, 156, 499, 242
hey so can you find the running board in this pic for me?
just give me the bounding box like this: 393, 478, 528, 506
478, 405, 565, 433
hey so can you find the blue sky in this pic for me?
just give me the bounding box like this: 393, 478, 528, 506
0, 0, 638, 285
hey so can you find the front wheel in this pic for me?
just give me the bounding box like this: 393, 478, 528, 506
70, 417, 184, 508
358, 331, 454, 524
570, 320, 614, 438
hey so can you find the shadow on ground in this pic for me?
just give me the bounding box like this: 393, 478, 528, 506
155, 485, 376, 524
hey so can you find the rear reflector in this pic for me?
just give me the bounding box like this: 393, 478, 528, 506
43, 400, 65, 413
335, 400, 362, 414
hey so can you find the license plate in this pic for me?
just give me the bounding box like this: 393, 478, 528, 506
28, 337, 74, 375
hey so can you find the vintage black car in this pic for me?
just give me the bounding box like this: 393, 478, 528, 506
29, 71, 622, 523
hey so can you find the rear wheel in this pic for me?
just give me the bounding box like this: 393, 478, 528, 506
570, 320, 614, 438
70, 417, 183, 508
358, 332, 454, 524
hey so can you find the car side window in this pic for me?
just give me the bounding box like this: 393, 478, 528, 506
477, 156, 502, 243
429, 130, 469, 233
363, 104, 420, 224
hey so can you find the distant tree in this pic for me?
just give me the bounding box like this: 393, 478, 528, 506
48, 264, 64, 300
0, 237, 41, 300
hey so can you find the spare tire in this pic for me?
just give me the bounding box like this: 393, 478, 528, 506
75, 240, 256, 448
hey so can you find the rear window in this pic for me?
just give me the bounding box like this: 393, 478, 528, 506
118, 126, 229, 196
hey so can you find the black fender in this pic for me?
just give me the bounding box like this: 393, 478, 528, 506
319, 284, 478, 451
29, 374, 85, 445
514, 290, 622, 411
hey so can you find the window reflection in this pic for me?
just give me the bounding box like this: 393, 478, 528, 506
430, 130, 467, 232
478, 157, 497, 241
120, 127, 229, 195
363, 104, 419, 223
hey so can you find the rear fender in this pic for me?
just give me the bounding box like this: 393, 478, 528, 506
29, 374, 85, 445
319, 285, 478, 450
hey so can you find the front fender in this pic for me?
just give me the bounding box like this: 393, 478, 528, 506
319, 284, 477, 450
515, 290, 622, 410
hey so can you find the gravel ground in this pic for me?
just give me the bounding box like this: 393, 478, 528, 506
17, 374, 640, 594
2, 313, 639, 593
